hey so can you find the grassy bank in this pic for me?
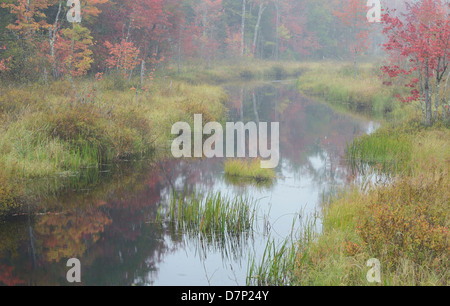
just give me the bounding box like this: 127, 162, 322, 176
247, 61, 449, 286
0, 75, 228, 215
171, 60, 308, 85
248, 121, 449, 286
296, 122, 449, 286
296, 61, 410, 119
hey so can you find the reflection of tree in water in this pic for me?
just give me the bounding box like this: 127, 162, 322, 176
0, 156, 241, 286
226, 82, 370, 200
0, 82, 375, 286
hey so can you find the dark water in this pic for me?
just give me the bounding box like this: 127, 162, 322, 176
0, 81, 377, 286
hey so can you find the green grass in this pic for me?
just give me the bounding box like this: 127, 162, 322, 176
347, 119, 450, 175
224, 159, 276, 182
250, 121, 450, 286
347, 125, 413, 174
0, 74, 228, 215
296, 61, 406, 118
171, 59, 308, 85
156, 191, 257, 239
245, 62, 449, 286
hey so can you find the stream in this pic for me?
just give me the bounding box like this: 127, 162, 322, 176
0, 80, 378, 286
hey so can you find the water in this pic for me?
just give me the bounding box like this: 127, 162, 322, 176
0, 81, 376, 286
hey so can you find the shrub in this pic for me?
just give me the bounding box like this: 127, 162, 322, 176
357, 175, 449, 270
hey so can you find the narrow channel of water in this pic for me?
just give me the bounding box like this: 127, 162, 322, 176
0, 81, 376, 286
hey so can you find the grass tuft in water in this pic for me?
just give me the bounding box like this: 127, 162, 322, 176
224, 159, 276, 182
156, 191, 258, 240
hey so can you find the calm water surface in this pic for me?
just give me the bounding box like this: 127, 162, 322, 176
0, 81, 377, 286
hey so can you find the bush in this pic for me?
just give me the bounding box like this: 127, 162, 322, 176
357, 175, 449, 271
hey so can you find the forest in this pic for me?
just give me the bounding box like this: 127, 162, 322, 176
0, 0, 387, 82
0, 0, 449, 287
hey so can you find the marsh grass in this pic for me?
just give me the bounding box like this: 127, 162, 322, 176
288, 122, 450, 286
247, 215, 318, 286
347, 127, 413, 174
347, 119, 449, 175
156, 191, 258, 241
0, 75, 228, 214
296, 62, 406, 118
224, 159, 276, 182
246, 118, 449, 286
171, 60, 308, 84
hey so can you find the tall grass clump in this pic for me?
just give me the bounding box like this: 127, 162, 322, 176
156, 192, 257, 239
247, 238, 299, 286
247, 215, 319, 286
224, 159, 276, 182
347, 118, 448, 175
347, 126, 413, 174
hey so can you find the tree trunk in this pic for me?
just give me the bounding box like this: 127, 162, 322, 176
425, 61, 432, 126
49, 0, 63, 79
241, 0, 247, 56
240, 87, 244, 122
434, 60, 441, 121
252, 3, 265, 57
418, 68, 426, 123
177, 26, 182, 74
140, 58, 146, 87
274, 0, 280, 61
252, 92, 260, 124
435, 82, 440, 122
444, 71, 450, 120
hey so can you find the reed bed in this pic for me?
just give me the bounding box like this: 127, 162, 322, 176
156, 192, 258, 240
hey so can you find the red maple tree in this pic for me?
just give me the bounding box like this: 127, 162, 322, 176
381, 0, 450, 125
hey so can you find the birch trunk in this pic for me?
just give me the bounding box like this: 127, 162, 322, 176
252, 3, 265, 57
425, 60, 432, 126
241, 0, 247, 56
274, 0, 280, 61
49, 0, 63, 79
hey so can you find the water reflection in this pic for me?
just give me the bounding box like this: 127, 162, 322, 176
0, 81, 376, 286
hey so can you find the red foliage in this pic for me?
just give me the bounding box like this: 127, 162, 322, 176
381, 0, 450, 104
